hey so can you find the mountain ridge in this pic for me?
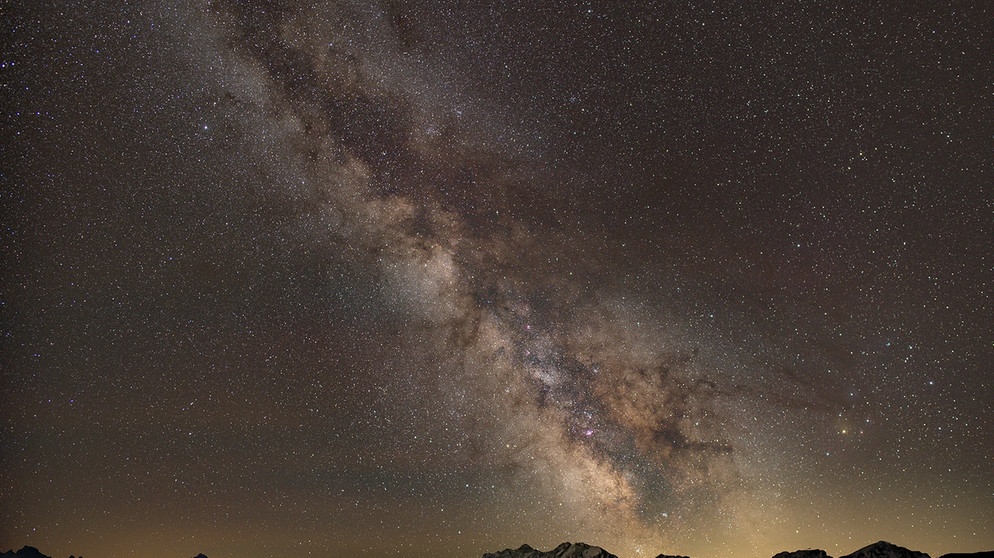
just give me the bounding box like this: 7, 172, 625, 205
483, 542, 618, 558
3, 541, 993, 558
482, 541, 994, 558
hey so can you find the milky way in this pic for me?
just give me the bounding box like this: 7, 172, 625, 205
4, 2, 992, 558
204, 0, 745, 545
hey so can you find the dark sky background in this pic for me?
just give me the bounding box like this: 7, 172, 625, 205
3, 2, 992, 558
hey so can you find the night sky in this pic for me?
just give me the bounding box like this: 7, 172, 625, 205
3, 2, 993, 558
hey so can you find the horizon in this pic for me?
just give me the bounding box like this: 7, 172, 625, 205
3, 538, 992, 558
4, 1, 992, 558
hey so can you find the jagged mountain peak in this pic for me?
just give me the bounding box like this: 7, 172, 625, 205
483, 542, 618, 558
773, 550, 832, 558
840, 541, 931, 558
0, 548, 52, 558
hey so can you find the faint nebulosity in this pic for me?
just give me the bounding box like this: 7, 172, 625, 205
2, 2, 992, 558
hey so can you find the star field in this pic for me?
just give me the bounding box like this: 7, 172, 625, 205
2, 2, 992, 558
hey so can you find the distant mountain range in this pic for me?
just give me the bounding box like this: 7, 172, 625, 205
483, 542, 620, 558
483, 541, 994, 558
2, 540, 992, 558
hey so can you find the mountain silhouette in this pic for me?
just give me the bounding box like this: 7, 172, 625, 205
5, 540, 993, 558
481, 541, 993, 558
483, 542, 618, 558
774, 550, 831, 558
0, 548, 52, 558
840, 541, 931, 558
